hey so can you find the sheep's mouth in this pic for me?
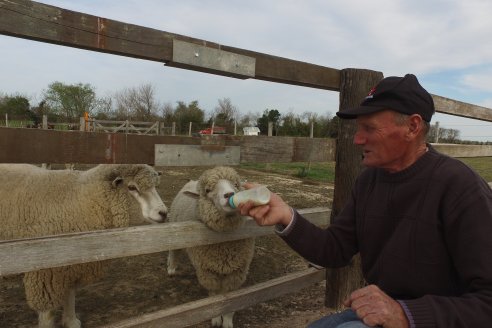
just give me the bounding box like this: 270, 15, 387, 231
145, 215, 168, 224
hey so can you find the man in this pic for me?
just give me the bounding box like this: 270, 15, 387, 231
239, 74, 492, 327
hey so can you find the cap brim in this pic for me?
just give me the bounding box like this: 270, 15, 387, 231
336, 105, 387, 119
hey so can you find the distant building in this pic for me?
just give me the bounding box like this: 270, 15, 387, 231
243, 126, 260, 136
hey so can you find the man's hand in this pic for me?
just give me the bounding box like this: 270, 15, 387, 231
238, 182, 293, 227
343, 285, 410, 328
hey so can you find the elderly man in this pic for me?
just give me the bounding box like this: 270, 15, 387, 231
239, 74, 492, 327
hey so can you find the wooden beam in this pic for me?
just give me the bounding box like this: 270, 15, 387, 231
0, 207, 330, 276
0, 0, 340, 90
102, 267, 326, 328
432, 94, 492, 122
0, 128, 336, 164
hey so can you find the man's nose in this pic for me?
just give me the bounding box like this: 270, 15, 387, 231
353, 131, 365, 145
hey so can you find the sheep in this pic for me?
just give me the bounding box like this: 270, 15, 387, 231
167, 166, 255, 328
0, 164, 168, 328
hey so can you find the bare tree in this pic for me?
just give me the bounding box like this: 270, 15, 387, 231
212, 98, 238, 128
114, 83, 160, 121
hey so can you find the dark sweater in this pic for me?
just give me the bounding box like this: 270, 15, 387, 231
281, 146, 492, 327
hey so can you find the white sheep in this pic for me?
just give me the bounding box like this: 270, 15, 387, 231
0, 164, 168, 328
167, 166, 255, 328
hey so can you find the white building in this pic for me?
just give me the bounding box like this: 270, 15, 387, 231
243, 126, 260, 136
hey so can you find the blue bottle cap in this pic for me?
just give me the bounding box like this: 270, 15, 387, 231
228, 195, 236, 208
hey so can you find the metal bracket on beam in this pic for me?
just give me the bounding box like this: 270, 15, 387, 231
166, 39, 256, 79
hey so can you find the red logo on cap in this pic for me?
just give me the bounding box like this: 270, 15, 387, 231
365, 86, 377, 99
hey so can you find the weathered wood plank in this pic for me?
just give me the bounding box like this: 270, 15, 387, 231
0, 208, 330, 276
240, 136, 295, 163
102, 267, 326, 328
431, 143, 492, 157
294, 137, 336, 162
432, 94, 492, 122
0, 128, 336, 164
0, 0, 340, 90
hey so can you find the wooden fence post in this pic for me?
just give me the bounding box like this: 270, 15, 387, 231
325, 68, 384, 309
42, 115, 48, 129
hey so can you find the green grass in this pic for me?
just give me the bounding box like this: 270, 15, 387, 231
457, 157, 492, 182
240, 157, 492, 184
240, 162, 336, 183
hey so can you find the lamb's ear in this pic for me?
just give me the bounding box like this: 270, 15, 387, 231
182, 180, 200, 199
112, 177, 124, 188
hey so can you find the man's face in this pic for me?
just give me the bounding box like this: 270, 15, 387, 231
354, 110, 410, 172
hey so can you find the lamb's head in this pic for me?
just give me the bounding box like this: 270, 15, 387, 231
194, 166, 246, 232
198, 166, 242, 215
109, 164, 168, 224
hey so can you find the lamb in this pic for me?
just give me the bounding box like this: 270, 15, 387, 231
167, 166, 255, 328
0, 164, 168, 328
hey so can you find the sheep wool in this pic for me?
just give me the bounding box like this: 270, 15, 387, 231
0, 163, 167, 328
168, 166, 255, 328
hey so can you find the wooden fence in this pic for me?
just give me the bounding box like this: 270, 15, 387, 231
1, 1, 492, 327
90, 119, 160, 135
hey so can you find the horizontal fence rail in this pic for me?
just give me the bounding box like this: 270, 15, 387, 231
0, 127, 337, 164
103, 267, 326, 328
432, 94, 492, 122
0, 0, 340, 91
0, 207, 330, 276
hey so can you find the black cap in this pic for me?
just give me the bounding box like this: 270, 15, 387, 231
336, 74, 435, 122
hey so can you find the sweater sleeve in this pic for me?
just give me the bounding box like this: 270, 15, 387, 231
279, 196, 359, 268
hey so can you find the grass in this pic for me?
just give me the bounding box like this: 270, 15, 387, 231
240, 162, 336, 183
457, 157, 492, 182
240, 157, 492, 184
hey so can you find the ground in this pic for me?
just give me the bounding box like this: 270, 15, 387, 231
0, 165, 336, 327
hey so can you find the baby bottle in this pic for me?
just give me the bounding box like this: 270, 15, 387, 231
228, 185, 271, 209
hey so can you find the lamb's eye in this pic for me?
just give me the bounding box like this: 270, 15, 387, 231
205, 188, 211, 194
128, 185, 138, 192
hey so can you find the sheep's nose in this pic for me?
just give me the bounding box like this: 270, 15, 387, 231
159, 210, 168, 222
224, 192, 234, 199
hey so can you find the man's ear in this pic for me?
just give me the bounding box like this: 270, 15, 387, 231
406, 114, 423, 140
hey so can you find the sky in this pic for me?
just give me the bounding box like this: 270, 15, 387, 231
1, 0, 492, 142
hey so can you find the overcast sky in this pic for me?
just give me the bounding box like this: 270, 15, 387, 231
1, 0, 492, 141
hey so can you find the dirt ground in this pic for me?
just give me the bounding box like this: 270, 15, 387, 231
0, 165, 336, 327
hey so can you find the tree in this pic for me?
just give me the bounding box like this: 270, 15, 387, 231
43, 82, 98, 122
114, 83, 160, 121
91, 96, 114, 120
279, 111, 306, 136
210, 98, 238, 132
428, 122, 461, 143
0, 94, 30, 117
312, 114, 339, 138
174, 100, 205, 134
257, 109, 281, 135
